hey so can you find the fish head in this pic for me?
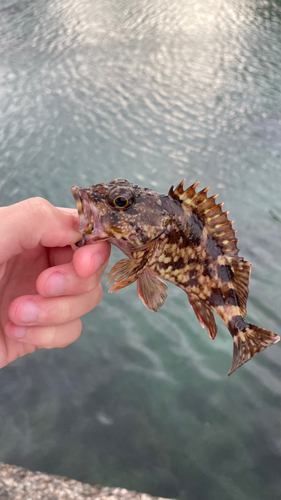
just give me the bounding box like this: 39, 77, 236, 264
71, 179, 171, 250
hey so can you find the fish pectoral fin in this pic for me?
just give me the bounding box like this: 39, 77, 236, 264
188, 293, 217, 340
137, 268, 168, 312
107, 230, 168, 295
107, 258, 145, 292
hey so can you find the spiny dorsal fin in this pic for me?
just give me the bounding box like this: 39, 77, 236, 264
169, 180, 240, 257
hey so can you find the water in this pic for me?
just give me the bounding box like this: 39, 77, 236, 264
1, 0, 281, 498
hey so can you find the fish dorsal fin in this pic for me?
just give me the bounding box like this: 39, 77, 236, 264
224, 257, 252, 317
169, 180, 240, 256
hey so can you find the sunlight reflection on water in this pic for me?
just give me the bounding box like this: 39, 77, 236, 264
1, 0, 281, 499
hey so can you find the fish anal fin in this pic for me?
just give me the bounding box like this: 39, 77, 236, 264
107, 258, 145, 292
137, 268, 168, 312
228, 320, 280, 375
188, 293, 217, 340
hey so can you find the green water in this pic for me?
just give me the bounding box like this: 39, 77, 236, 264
1, 0, 281, 498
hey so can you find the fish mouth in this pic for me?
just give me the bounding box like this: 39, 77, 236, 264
71, 186, 109, 243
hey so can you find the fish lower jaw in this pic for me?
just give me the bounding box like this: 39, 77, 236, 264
84, 230, 109, 243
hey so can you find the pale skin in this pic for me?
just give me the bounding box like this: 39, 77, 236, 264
0, 197, 111, 369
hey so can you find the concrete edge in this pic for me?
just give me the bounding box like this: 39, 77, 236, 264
0, 463, 175, 500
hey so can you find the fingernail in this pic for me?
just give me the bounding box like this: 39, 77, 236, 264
9, 324, 26, 339
17, 300, 38, 323
92, 253, 104, 273
45, 272, 66, 296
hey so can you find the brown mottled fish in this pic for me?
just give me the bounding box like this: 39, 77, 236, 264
71, 179, 280, 375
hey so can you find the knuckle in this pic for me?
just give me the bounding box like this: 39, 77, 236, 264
42, 326, 57, 348
25, 197, 53, 218
61, 299, 72, 323
15, 198, 56, 251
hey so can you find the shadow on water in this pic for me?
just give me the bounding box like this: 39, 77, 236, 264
1, 1, 281, 499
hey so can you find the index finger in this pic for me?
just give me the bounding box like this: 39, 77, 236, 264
0, 198, 81, 265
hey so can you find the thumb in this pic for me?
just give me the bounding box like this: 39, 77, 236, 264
0, 197, 81, 265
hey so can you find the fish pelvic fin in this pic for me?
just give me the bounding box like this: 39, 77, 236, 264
227, 316, 280, 375
137, 268, 168, 312
188, 293, 217, 340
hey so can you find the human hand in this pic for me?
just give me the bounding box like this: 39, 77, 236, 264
0, 197, 110, 369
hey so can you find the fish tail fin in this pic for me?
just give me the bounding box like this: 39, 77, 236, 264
228, 317, 280, 376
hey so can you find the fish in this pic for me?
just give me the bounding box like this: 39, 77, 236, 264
71, 179, 280, 375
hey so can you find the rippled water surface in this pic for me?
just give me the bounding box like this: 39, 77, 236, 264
1, 1, 281, 499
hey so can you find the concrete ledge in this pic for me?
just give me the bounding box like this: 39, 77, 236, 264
0, 463, 174, 500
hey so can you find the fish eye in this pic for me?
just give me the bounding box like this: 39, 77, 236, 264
114, 196, 129, 208
107, 187, 136, 210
